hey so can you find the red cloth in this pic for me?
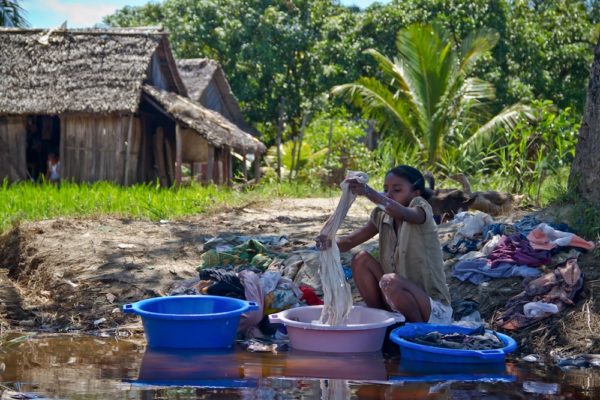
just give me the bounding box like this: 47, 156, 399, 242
299, 284, 323, 305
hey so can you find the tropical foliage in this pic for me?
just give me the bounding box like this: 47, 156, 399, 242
104, 0, 592, 199
105, 0, 596, 133
332, 24, 531, 166
0, 0, 28, 27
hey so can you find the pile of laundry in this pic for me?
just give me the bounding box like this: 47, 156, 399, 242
443, 211, 595, 331
405, 325, 505, 350
169, 235, 340, 339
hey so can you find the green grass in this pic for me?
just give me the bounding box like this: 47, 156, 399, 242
546, 188, 600, 241
0, 180, 334, 234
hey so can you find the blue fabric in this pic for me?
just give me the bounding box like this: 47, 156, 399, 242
343, 266, 353, 280
453, 259, 542, 285
513, 215, 572, 235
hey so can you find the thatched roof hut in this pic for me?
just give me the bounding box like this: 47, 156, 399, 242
0, 27, 185, 114
143, 85, 264, 154
176, 59, 247, 129
0, 27, 265, 185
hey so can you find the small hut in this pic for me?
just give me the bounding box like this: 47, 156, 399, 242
176, 58, 261, 179
0, 27, 265, 186
176, 59, 248, 127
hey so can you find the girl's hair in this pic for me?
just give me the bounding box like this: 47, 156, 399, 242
386, 165, 430, 200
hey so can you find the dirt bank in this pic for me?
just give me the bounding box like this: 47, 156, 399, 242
0, 197, 598, 358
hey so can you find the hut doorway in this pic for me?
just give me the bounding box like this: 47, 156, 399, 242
26, 116, 61, 181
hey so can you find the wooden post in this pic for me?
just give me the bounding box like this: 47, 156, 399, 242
59, 116, 66, 181
206, 145, 214, 184
226, 147, 233, 186
175, 124, 183, 188
124, 114, 134, 186
164, 136, 175, 185
276, 96, 285, 180
153, 127, 168, 187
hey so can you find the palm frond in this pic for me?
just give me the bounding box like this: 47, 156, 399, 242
0, 0, 28, 27
331, 79, 423, 148
363, 49, 421, 114
395, 24, 457, 125
462, 77, 496, 102
459, 28, 499, 72
460, 104, 534, 150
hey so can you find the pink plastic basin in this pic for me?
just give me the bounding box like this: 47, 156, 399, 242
269, 305, 405, 353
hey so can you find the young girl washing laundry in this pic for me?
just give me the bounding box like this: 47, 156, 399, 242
316, 165, 452, 323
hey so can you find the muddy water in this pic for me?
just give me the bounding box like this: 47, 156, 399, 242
1, 335, 599, 399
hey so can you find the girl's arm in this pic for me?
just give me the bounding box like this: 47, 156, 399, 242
336, 221, 378, 252
359, 185, 426, 225
316, 221, 378, 253
379, 196, 426, 225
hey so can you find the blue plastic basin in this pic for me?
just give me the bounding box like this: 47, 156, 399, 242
390, 323, 517, 364
123, 295, 258, 349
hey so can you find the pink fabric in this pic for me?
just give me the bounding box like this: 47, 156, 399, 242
527, 223, 595, 251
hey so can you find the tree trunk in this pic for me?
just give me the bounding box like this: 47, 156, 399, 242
569, 37, 600, 206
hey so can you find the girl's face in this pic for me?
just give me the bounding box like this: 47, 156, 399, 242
383, 173, 420, 207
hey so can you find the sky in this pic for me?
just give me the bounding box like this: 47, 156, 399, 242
23, 0, 389, 29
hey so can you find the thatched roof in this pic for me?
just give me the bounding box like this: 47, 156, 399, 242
176, 59, 246, 127
143, 85, 266, 154
0, 27, 186, 115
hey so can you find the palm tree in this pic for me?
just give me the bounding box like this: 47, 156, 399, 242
1, 0, 28, 27
332, 23, 531, 166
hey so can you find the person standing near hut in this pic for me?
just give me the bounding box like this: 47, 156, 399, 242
45, 153, 61, 184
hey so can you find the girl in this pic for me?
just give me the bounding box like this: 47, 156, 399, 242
316, 165, 452, 323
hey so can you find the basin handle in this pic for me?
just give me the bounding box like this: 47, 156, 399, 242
392, 313, 406, 323
474, 349, 505, 359
122, 304, 135, 314
247, 301, 259, 312
269, 313, 282, 324
381, 310, 406, 323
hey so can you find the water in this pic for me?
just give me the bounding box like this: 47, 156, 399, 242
1, 335, 599, 399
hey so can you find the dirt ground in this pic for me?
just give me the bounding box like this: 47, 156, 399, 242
0, 197, 598, 359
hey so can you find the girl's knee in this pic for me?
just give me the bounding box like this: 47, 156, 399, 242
379, 273, 400, 293
351, 250, 371, 271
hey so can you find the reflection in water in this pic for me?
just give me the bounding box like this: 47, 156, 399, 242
0, 335, 598, 399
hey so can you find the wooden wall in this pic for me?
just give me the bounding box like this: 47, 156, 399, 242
0, 117, 27, 182
61, 114, 143, 185
181, 128, 209, 162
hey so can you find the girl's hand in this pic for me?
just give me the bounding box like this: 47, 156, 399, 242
347, 179, 388, 206
315, 234, 332, 251
346, 179, 369, 196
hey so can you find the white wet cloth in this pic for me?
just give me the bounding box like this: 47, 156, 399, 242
318, 171, 369, 326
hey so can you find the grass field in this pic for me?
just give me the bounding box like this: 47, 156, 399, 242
0, 180, 334, 233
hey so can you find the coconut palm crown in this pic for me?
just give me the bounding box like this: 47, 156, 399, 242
332, 23, 531, 166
